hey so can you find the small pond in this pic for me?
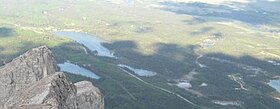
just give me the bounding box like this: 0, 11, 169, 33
58, 62, 100, 79
268, 80, 280, 93
118, 64, 157, 77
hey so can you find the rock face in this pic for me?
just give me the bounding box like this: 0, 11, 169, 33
0, 46, 104, 109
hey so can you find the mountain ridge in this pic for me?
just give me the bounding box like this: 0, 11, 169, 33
0, 46, 104, 109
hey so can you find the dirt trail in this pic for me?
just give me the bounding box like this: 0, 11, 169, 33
120, 68, 201, 107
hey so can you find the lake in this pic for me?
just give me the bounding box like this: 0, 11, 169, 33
118, 64, 157, 77
268, 80, 280, 92
58, 62, 100, 79
56, 31, 115, 58
212, 100, 241, 106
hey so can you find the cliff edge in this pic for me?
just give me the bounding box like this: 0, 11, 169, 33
0, 46, 104, 109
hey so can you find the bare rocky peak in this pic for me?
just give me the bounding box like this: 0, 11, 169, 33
0, 46, 104, 109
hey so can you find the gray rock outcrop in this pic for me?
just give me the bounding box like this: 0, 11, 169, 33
0, 46, 104, 109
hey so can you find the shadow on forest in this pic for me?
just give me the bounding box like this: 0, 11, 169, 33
0, 27, 15, 38
104, 41, 198, 78
158, 1, 280, 26
1, 39, 280, 109
104, 40, 280, 78
3, 39, 277, 81
103, 40, 280, 109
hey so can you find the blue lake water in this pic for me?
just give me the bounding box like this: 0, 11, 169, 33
56, 32, 115, 58
118, 64, 157, 77
268, 80, 280, 92
58, 62, 100, 79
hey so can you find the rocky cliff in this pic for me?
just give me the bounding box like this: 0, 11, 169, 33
0, 46, 104, 109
